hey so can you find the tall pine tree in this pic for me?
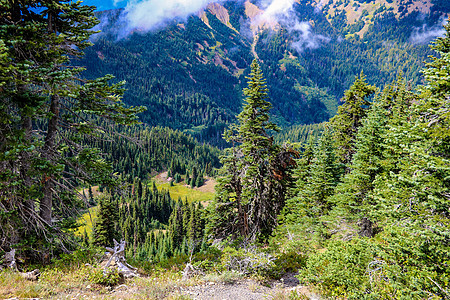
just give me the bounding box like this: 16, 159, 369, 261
330, 72, 376, 167
210, 59, 297, 241
0, 0, 144, 255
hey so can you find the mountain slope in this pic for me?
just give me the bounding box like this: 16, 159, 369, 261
79, 0, 448, 145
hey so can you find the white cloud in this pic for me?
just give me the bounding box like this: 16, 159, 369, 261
289, 21, 330, 52
96, 0, 331, 51
255, 0, 330, 52
124, 0, 217, 31
261, 0, 295, 22
113, 0, 126, 7
410, 23, 446, 45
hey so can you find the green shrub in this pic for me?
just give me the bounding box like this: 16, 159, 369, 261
269, 251, 307, 279
88, 267, 123, 286
220, 246, 275, 277
191, 247, 222, 272
371, 225, 450, 299
298, 238, 374, 299
52, 247, 103, 270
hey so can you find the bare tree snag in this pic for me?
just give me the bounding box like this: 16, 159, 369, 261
2, 249, 40, 280
101, 239, 139, 278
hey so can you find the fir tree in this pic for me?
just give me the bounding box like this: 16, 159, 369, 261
195, 174, 204, 187
94, 194, 119, 246
0, 0, 144, 254
330, 72, 376, 167
210, 59, 297, 241
330, 78, 414, 236
367, 21, 450, 297
191, 167, 198, 188
299, 128, 341, 218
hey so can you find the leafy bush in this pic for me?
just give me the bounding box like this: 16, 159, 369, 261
88, 267, 123, 286
298, 238, 374, 299
268, 251, 307, 279
220, 246, 275, 277
371, 225, 450, 299
191, 247, 222, 272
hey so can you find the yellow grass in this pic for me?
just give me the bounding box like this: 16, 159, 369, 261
74, 205, 98, 237
0, 265, 195, 300
155, 182, 215, 203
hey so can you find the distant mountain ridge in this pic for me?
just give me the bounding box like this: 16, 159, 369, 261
79, 0, 449, 146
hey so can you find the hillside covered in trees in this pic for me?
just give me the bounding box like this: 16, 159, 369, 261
1, 0, 450, 299
79, 0, 449, 145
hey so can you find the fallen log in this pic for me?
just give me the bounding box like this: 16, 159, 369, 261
1, 249, 40, 281
20, 269, 40, 281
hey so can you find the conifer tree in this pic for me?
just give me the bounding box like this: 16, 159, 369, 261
88, 186, 95, 206
191, 167, 198, 188
330, 72, 376, 167
281, 136, 315, 225
299, 128, 341, 218
195, 173, 204, 187
366, 21, 450, 297
0, 0, 144, 253
94, 194, 118, 246
330, 78, 414, 236
210, 59, 297, 241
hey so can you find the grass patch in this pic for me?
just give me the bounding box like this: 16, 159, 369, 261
155, 182, 214, 203
0, 264, 191, 300
73, 205, 98, 237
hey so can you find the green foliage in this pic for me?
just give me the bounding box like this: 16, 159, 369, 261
330, 72, 377, 166
219, 246, 275, 277
0, 0, 144, 257
86, 125, 221, 181
93, 194, 119, 246
274, 123, 325, 145
210, 59, 297, 242
77, 0, 436, 150
88, 267, 123, 286
52, 247, 104, 271
279, 19, 450, 300
191, 247, 222, 272
298, 239, 374, 299
283, 128, 342, 226
268, 251, 307, 280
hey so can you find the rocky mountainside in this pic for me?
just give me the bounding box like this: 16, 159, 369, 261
79, 0, 449, 145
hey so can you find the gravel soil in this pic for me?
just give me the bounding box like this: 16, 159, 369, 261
178, 273, 321, 300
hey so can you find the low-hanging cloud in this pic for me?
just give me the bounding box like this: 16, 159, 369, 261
93, 0, 331, 51
113, 0, 126, 7
123, 0, 219, 32
410, 19, 447, 45
289, 21, 330, 52
261, 0, 296, 22
256, 0, 330, 52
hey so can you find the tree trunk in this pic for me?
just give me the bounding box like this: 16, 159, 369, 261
358, 217, 373, 237
18, 84, 36, 218
21, 115, 36, 215
40, 95, 59, 225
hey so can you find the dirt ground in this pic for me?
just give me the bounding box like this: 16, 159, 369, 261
53, 273, 321, 300
179, 273, 320, 300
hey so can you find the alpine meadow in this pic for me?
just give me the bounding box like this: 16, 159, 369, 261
0, 0, 449, 299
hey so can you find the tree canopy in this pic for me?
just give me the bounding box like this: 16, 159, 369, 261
0, 0, 144, 257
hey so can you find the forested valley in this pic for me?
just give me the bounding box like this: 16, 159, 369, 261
1, 0, 449, 299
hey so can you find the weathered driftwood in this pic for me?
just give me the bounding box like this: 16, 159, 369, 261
20, 269, 40, 281
181, 262, 203, 281
4, 249, 18, 271
2, 249, 40, 280
101, 239, 139, 278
